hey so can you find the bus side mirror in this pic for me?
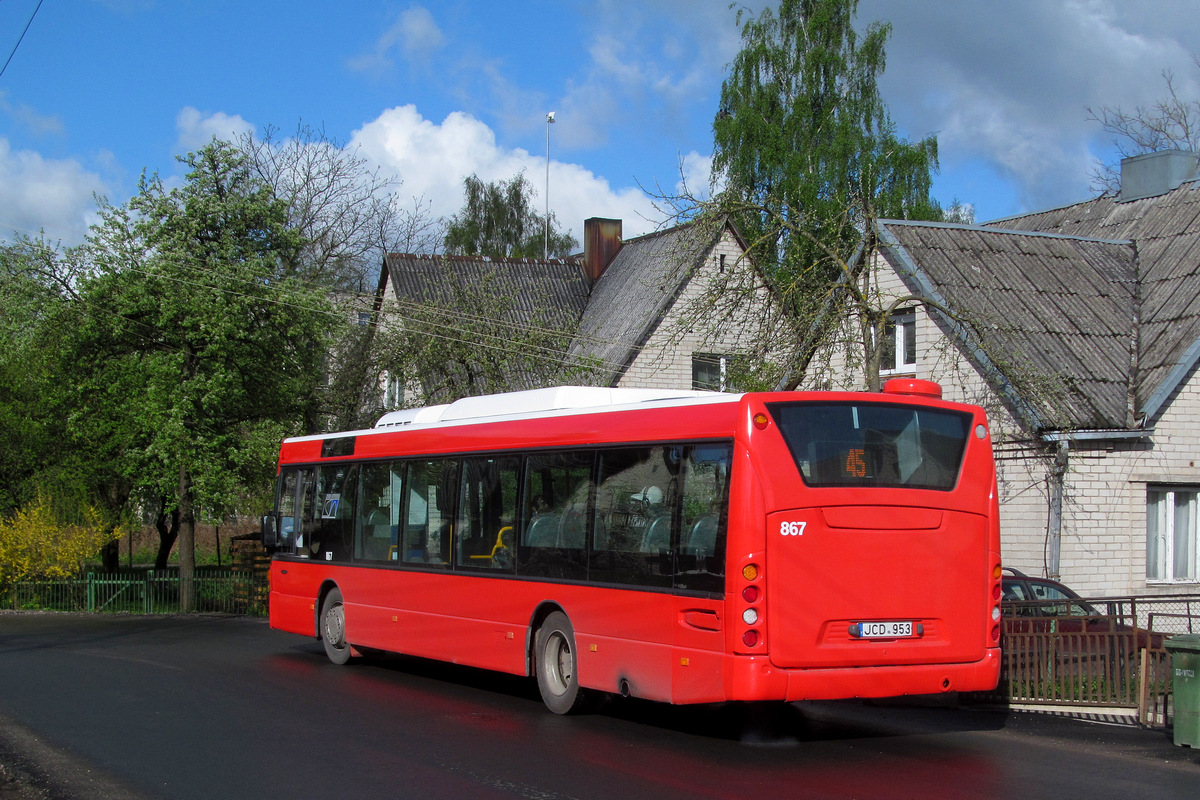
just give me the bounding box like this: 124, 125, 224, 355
262, 513, 279, 549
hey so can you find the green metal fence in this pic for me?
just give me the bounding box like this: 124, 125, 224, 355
10, 567, 268, 616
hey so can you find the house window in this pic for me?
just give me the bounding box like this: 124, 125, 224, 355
692, 354, 740, 392
384, 373, 404, 409
1147, 487, 1198, 582
880, 309, 917, 374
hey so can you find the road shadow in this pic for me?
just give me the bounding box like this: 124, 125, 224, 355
278, 641, 1010, 746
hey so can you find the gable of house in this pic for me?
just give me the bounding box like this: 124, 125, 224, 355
568, 220, 758, 388
569, 223, 724, 386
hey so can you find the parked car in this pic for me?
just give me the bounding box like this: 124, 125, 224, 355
1000, 567, 1163, 652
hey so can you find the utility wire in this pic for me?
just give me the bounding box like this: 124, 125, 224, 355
0, 0, 45, 80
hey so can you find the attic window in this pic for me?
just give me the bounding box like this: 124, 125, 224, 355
880, 309, 917, 375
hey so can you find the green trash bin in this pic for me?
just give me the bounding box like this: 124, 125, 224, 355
1166, 634, 1200, 747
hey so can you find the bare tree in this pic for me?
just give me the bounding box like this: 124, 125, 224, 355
237, 123, 444, 431
1087, 64, 1200, 195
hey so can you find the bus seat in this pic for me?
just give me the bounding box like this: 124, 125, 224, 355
560, 509, 586, 549
525, 514, 561, 548
685, 514, 718, 556
640, 514, 672, 553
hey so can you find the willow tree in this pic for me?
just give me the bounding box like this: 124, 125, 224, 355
708, 0, 943, 387
444, 172, 576, 259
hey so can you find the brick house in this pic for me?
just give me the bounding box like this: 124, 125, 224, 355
385, 216, 765, 399
803, 150, 1200, 597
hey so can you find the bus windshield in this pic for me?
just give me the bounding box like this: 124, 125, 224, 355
768, 401, 971, 490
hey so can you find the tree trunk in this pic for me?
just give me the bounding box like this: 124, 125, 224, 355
178, 466, 196, 612
154, 503, 180, 570
100, 539, 120, 573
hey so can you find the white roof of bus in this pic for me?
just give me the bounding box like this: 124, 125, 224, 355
374, 385, 737, 429
284, 386, 743, 444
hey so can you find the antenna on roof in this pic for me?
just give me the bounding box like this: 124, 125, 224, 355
546, 111, 556, 259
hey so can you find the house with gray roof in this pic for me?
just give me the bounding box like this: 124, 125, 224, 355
807, 150, 1200, 597
383, 216, 763, 402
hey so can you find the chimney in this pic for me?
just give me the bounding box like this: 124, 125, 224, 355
1118, 150, 1198, 202
583, 217, 622, 285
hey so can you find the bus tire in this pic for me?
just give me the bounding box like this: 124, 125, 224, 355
535, 611, 587, 714
320, 588, 352, 665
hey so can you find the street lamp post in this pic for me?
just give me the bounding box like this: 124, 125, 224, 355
545, 111, 555, 259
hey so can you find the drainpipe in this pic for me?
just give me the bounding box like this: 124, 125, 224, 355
1046, 440, 1069, 581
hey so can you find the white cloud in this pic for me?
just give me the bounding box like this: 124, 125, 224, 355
174, 106, 255, 155
0, 91, 64, 137
676, 150, 716, 198
349, 105, 665, 243
347, 6, 445, 75
0, 139, 106, 245
858, 0, 1200, 214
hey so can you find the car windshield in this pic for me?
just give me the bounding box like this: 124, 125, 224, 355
1004, 578, 1100, 616
768, 401, 971, 490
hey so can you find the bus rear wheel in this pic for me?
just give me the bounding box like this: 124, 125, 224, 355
320, 588, 352, 665
535, 611, 587, 714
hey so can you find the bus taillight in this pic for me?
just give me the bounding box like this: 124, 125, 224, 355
990, 563, 1003, 643
740, 562, 762, 649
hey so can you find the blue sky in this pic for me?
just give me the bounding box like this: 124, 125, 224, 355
3, 1, 1200, 247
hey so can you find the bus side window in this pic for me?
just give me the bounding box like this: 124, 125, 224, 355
306, 464, 356, 562
456, 456, 520, 571
276, 468, 304, 554
517, 452, 591, 580
590, 447, 675, 589
403, 459, 457, 567
356, 462, 399, 562
675, 443, 731, 593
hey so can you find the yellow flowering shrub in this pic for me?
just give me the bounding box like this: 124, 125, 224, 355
0, 494, 123, 588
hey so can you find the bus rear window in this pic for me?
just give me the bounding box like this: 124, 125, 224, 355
767, 402, 971, 490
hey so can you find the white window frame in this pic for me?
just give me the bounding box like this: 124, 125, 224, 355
692, 353, 738, 392
879, 309, 917, 375
1147, 486, 1199, 583
384, 373, 404, 410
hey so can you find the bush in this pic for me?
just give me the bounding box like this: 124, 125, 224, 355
0, 494, 122, 590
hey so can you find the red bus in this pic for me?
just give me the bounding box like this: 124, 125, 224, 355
264, 380, 1002, 713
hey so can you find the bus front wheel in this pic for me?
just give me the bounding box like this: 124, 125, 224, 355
535, 611, 587, 714
320, 588, 352, 665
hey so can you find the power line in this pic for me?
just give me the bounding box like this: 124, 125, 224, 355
0, 0, 45, 80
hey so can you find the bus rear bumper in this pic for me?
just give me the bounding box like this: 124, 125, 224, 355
726, 647, 1001, 702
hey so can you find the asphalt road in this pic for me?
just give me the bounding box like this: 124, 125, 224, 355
1, 612, 1198, 800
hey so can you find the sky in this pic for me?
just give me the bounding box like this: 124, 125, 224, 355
2, 0, 1200, 249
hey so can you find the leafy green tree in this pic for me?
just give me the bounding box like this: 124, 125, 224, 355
669, 0, 945, 390
0, 235, 79, 515
444, 172, 576, 259
74, 141, 329, 607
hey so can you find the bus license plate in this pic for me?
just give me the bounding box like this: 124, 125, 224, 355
858, 621, 913, 639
